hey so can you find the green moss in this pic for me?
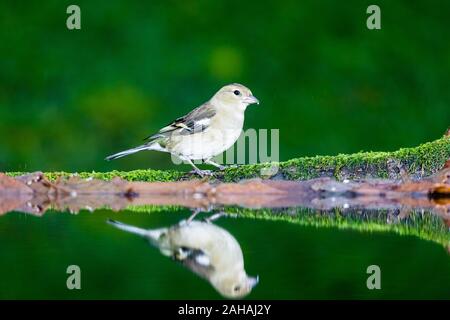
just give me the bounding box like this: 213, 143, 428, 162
277, 136, 450, 181
6, 136, 450, 182
223, 207, 450, 248
125, 204, 184, 213
113, 205, 449, 248
7, 169, 185, 182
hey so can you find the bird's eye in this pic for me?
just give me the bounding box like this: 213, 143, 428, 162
233, 90, 241, 96
234, 285, 241, 292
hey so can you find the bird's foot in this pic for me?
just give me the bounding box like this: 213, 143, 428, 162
211, 164, 235, 172
204, 212, 225, 223
190, 169, 213, 177
204, 212, 238, 223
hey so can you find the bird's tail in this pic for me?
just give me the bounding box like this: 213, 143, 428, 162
105, 144, 149, 161
107, 219, 164, 241
107, 219, 149, 236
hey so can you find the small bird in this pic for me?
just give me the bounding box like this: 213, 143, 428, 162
107, 216, 259, 298
105, 83, 259, 176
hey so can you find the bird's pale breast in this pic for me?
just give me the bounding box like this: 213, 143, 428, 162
167, 110, 244, 160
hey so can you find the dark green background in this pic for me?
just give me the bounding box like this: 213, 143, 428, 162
0, 1, 449, 300
0, 0, 449, 172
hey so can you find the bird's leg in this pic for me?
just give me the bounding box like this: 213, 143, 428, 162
204, 158, 226, 171
186, 208, 203, 224
182, 157, 212, 177
204, 211, 238, 223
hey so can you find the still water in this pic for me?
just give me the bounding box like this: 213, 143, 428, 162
0, 206, 449, 299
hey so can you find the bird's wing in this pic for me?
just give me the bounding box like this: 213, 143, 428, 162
144, 102, 216, 141
174, 247, 215, 280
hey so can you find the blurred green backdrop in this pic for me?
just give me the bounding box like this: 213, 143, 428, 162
0, 1, 450, 300
0, 0, 449, 173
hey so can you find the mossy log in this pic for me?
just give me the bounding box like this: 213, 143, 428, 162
3, 135, 450, 250
7, 135, 450, 182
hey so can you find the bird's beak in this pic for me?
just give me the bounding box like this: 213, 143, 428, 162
248, 275, 259, 288
244, 95, 260, 105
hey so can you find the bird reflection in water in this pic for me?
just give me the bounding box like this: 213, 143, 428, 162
107, 212, 259, 298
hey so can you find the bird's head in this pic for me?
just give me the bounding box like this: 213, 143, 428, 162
214, 271, 259, 299
211, 83, 259, 110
